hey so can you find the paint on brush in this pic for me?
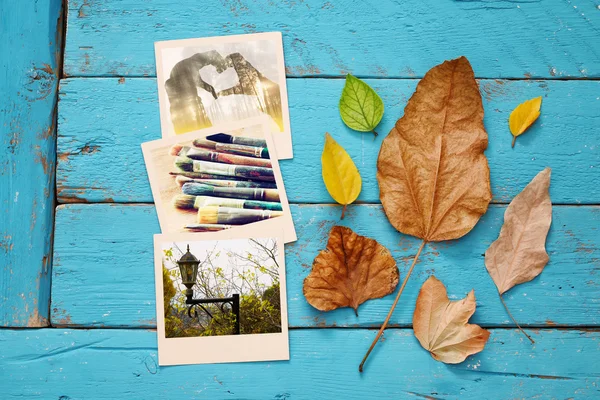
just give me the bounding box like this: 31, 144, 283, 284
175, 145, 272, 168
174, 194, 282, 211
193, 139, 269, 159
175, 157, 275, 182
182, 182, 280, 202
175, 176, 277, 189
197, 206, 284, 225
206, 133, 267, 148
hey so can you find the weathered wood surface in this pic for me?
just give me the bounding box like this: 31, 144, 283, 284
51, 203, 600, 328
0, 1, 62, 327
1, 328, 598, 399
57, 78, 600, 204
64, 0, 600, 79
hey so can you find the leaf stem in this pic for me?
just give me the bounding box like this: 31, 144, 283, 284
341, 204, 347, 219
499, 293, 535, 344
511, 136, 516, 148
358, 239, 427, 373
372, 130, 378, 138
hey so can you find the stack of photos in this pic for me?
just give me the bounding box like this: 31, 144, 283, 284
154, 231, 289, 365
155, 32, 293, 159
146, 32, 294, 366
142, 117, 296, 243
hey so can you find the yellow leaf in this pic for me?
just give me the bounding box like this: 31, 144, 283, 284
321, 133, 362, 218
509, 96, 542, 147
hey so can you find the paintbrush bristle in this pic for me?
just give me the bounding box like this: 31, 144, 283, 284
173, 194, 197, 210
174, 156, 193, 172
169, 144, 184, 156
175, 175, 193, 187
206, 133, 229, 143
197, 206, 219, 224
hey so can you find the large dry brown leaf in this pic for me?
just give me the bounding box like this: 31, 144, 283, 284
303, 226, 399, 314
377, 56, 492, 242
485, 168, 552, 294
413, 276, 490, 364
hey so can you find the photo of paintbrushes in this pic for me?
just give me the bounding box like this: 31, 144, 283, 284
184, 223, 233, 232
170, 145, 272, 168
206, 133, 267, 148
175, 176, 277, 189
174, 194, 283, 211
193, 139, 269, 159
197, 206, 284, 225
182, 182, 280, 202
175, 157, 275, 182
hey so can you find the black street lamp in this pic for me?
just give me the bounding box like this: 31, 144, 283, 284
176, 245, 241, 335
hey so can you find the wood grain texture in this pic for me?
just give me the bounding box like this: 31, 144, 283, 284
1, 328, 598, 399
51, 204, 600, 328
57, 78, 600, 204
64, 0, 600, 78
0, 1, 62, 326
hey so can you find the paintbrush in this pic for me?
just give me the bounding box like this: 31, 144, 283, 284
193, 139, 269, 159
184, 224, 233, 232
175, 176, 277, 189
170, 144, 272, 168
173, 194, 282, 211
206, 133, 267, 148
197, 206, 284, 225
175, 157, 275, 182
169, 171, 248, 181
182, 182, 280, 202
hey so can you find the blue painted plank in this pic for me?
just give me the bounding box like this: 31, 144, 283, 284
57, 78, 600, 204
64, 0, 600, 78
0, 328, 598, 399
0, 1, 62, 326
51, 204, 600, 328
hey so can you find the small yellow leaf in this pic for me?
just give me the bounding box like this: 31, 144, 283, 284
321, 133, 362, 218
509, 96, 542, 147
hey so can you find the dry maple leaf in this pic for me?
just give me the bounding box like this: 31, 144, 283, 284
360, 56, 492, 372
413, 276, 490, 364
485, 167, 552, 343
303, 226, 399, 315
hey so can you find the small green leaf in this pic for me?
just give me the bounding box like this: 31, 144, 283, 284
339, 74, 384, 136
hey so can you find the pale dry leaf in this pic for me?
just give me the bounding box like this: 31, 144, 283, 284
377, 56, 492, 242
413, 276, 490, 364
303, 226, 399, 315
485, 168, 552, 294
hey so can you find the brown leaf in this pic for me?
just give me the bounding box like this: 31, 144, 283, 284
485, 168, 552, 295
377, 56, 492, 242
303, 226, 399, 315
413, 276, 490, 364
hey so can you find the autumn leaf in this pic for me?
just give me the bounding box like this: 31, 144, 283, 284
509, 96, 542, 148
360, 56, 492, 372
413, 276, 490, 364
321, 133, 362, 219
303, 226, 399, 315
339, 74, 384, 137
485, 167, 552, 343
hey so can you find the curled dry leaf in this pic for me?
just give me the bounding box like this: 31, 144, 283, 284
485, 168, 552, 342
413, 276, 490, 364
360, 56, 492, 372
377, 56, 492, 242
321, 133, 362, 219
303, 226, 399, 315
509, 96, 542, 148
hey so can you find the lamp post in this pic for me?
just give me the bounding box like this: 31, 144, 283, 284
176, 245, 240, 335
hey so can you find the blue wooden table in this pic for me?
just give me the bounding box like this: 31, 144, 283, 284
2, 1, 599, 398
